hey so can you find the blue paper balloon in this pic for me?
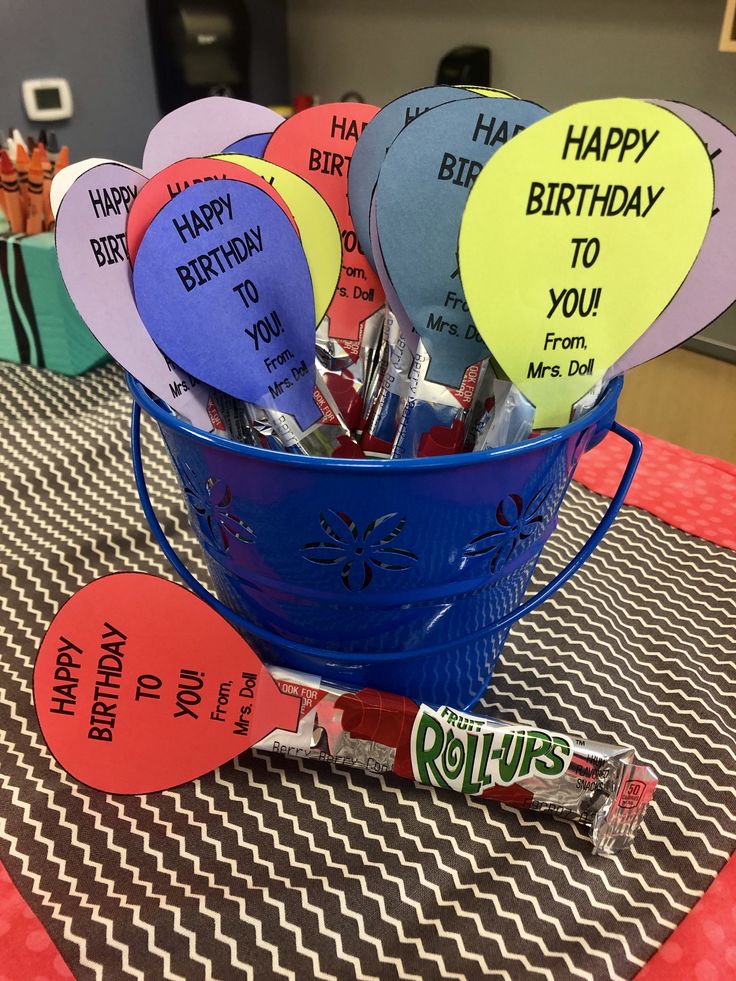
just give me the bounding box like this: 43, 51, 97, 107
374, 98, 548, 387
133, 178, 320, 428
348, 86, 484, 268
222, 132, 272, 157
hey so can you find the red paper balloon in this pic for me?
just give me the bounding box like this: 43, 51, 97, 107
264, 103, 385, 342
33, 574, 300, 793
126, 157, 297, 265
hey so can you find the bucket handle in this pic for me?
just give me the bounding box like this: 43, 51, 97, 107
131, 404, 641, 664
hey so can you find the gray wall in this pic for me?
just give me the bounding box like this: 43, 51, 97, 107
0, 0, 288, 167
285, 0, 736, 359
286, 0, 736, 126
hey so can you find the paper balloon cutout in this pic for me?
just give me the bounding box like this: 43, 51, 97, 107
462, 86, 517, 97
348, 86, 486, 267
375, 98, 548, 387
126, 157, 297, 265
33, 574, 301, 794
133, 178, 320, 427
50, 157, 139, 218
222, 133, 272, 157
607, 101, 736, 377
264, 103, 384, 342
55, 161, 213, 430
142, 97, 284, 176
215, 153, 342, 325
459, 98, 714, 429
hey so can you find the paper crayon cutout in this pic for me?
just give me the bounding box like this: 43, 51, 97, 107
348, 85, 485, 268
374, 98, 548, 388
215, 153, 342, 325
133, 178, 321, 428
264, 103, 384, 342
54, 161, 213, 431
222, 133, 272, 157
33, 574, 301, 794
142, 97, 284, 176
125, 157, 297, 265
608, 101, 736, 377
50, 157, 138, 218
459, 98, 714, 429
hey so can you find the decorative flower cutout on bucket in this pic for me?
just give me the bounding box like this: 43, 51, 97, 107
178, 462, 255, 554
463, 485, 553, 574
302, 511, 418, 591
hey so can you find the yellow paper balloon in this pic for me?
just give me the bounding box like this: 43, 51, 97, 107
215, 153, 342, 324
459, 98, 714, 428
461, 86, 517, 98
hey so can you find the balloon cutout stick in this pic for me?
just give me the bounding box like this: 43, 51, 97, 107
33, 574, 301, 794
50, 157, 134, 219
133, 178, 321, 428
54, 161, 214, 431
607, 101, 736, 378
125, 156, 298, 265
213, 153, 342, 327
141, 97, 284, 176
374, 97, 548, 387
459, 98, 714, 429
264, 103, 385, 343
347, 85, 489, 268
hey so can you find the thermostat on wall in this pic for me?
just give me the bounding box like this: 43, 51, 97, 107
21, 78, 73, 122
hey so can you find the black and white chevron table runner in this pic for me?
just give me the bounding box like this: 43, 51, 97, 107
1, 361, 734, 980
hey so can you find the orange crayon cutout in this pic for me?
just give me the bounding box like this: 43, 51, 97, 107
15, 142, 29, 209
38, 143, 54, 230
54, 145, 69, 173
25, 146, 45, 234
0, 149, 26, 233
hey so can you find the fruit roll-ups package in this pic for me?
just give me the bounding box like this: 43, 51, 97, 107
462, 360, 498, 451
315, 307, 386, 433
390, 339, 485, 459
209, 390, 261, 446
255, 669, 658, 857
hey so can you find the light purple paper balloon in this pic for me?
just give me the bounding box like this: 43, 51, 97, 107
55, 162, 213, 430
608, 101, 736, 378
142, 98, 284, 176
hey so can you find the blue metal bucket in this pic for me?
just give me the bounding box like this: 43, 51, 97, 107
129, 375, 640, 708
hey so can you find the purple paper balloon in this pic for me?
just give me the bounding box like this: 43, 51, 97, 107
142, 98, 284, 176
608, 101, 736, 378
55, 161, 213, 430
133, 179, 320, 428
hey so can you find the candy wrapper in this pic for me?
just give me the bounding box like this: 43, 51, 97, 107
210, 390, 261, 447
257, 669, 658, 856
316, 307, 386, 433
359, 308, 419, 456
473, 381, 536, 451
391, 339, 485, 459
247, 375, 364, 457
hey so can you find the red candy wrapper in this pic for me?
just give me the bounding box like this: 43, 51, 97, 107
316, 307, 387, 433
256, 668, 658, 856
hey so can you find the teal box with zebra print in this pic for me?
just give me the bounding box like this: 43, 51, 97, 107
0, 231, 108, 375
